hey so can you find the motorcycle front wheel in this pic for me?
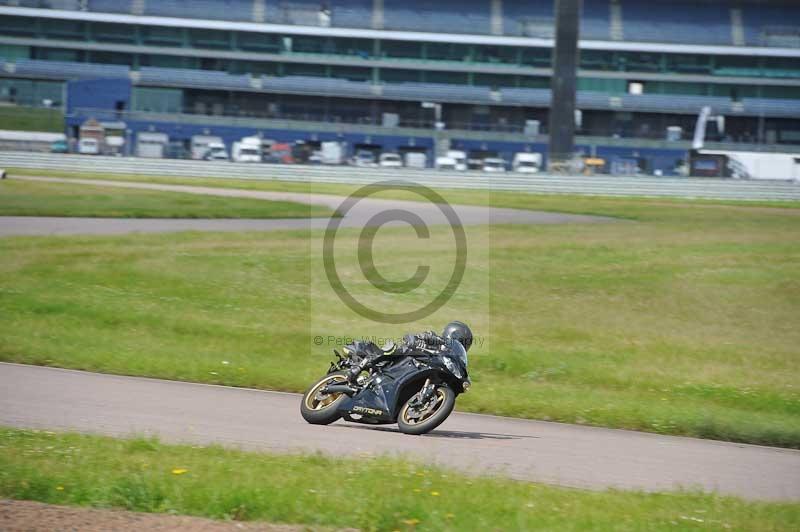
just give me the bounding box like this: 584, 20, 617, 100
397, 385, 455, 435
300, 372, 349, 425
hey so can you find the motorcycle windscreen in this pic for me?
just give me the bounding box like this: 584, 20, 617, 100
450, 341, 468, 367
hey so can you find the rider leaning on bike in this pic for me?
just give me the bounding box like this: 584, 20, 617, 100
347, 321, 473, 383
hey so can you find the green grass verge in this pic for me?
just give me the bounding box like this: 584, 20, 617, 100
8, 167, 800, 215
0, 106, 64, 133
1, 169, 799, 448
0, 179, 334, 218
1, 428, 797, 531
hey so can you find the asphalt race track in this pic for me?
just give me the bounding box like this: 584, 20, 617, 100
1, 363, 799, 501
0, 176, 613, 237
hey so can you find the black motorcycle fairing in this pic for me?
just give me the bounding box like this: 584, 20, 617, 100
390, 368, 450, 419
325, 339, 469, 425
335, 356, 418, 423
336, 361, 465, 424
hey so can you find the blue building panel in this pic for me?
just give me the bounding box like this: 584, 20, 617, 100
66, 78, 132, 116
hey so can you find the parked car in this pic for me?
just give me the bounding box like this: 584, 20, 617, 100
165, 141, 188, 159
482, 158, 507, 172
308, 150, 324, 164
435, 156, 457, 170
203, 142, 229, 161
264, 142, 293, 164
379, 153, 403, 168
50, 139, 68, 153
351, 149, 377, 167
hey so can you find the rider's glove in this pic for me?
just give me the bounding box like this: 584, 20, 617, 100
347, 364, 361, 383
347, 354, 373, 383
403, 333, 421, 350
420, 331, 445, 347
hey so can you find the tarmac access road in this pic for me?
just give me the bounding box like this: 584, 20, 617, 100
0, 176, 614, 237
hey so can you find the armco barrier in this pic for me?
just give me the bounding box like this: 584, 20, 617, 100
1, 152, 798, 201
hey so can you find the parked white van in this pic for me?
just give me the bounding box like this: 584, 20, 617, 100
191, 135, 224, 160
379, 153, 403, 168
232, 141, 261, 163
446, 150, 468, 171
78, 137, 100, 155
204, 142, 229, 161
404, 152, 427, 169
512, 152, 542, 173
435, 156, 457, 170
321, 141, 345, 164
482, 158, 507, 172
135, 132, 169, 158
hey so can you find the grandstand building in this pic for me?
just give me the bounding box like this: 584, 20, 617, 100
0, 0, 799, 172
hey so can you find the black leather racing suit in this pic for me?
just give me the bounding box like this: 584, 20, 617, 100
346, 331, 445, 383
402, 331, 447, 351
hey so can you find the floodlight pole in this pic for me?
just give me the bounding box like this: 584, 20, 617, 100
548, 0, 582, 171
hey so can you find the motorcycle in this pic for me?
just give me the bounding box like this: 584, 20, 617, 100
300, 337, 470, 435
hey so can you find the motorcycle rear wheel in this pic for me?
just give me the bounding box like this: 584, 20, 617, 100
300, 372, 349, 425
397, 385, 455, 435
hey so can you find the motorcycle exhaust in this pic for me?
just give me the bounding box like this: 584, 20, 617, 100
323, 384, 358, 396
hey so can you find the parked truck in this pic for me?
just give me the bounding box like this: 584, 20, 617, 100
320, 141, 345, 165
446, 150, 468, 171
232, 137, 262, 163
404, 152, 427, 169
78, 137, 100, 155
691, 149, 800, 181
0, 130, 67, 153
512, 152, 542, 173
204, 141, 229, 161
264, 142, 293, 164
136, 132, 169, 158
78, 118, 104, 155
191, 135, 224, 160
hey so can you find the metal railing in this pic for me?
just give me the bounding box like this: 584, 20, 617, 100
3, 0, 798, 49
0, 151, 798, 201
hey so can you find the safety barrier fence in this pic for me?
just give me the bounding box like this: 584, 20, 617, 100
1, 151, 798, 201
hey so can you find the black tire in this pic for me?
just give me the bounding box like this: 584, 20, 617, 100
300, 373, 349, 425
397, 385, 456, 435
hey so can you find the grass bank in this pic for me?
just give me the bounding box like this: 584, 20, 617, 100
1, 170, 799, 447
0, 179, 333, 218
1, 428, 797, 531
8, 167, 800, 215
0, 106, 64, 133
